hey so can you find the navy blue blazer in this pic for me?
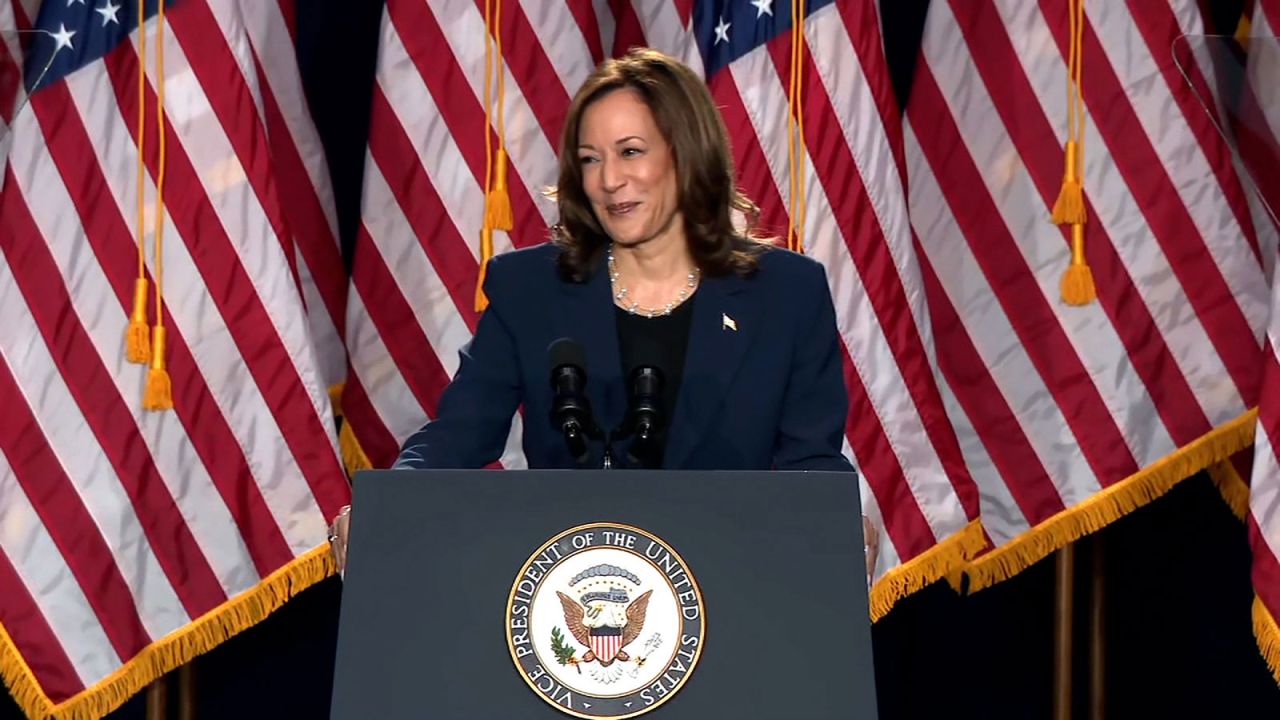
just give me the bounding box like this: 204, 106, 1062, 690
394, 242, 854, 472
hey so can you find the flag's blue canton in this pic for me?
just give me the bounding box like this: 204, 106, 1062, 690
24, 0, 175, 93
693, 0, 836, 78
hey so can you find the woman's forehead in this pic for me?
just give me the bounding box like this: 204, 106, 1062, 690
580, 89, 660, 139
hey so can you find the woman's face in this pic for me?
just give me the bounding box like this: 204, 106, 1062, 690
577, 88, 682, 249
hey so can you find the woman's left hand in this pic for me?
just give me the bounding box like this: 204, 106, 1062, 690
863, 515, 879, 582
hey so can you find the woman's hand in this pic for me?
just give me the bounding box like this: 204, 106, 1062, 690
328, 505, 352, 573
863, 515, 879, 582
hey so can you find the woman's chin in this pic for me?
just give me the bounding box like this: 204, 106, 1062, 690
606, 230, 651, 248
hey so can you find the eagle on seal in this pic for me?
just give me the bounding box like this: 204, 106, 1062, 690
557, 589, 651, 666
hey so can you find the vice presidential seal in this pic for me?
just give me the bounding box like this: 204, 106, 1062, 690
506, 523, 705, 719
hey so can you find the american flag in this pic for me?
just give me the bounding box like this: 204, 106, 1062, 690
0, 1, 350, 716
0, 1, 37, 175
1247, 0, 1280, 684
343, 0, 982, 621
908, 0, 1275, 589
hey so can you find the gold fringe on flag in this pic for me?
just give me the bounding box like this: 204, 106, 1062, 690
1254, 596, 1280, 684
1053, 0, 1095, 306
957, 409, 1256, 593
329, 382, 373, 477
1208, 457, 1251, 520
785, 0, 808, 253
338, 422, 373, 477
0, 546, 338, 720
868, 519, 986, 621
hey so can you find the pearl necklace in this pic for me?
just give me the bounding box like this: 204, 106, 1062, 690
607, 246, 699, 318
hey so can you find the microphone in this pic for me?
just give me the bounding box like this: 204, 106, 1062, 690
627, 365, 665, 443
622, 363, 665, 468
548, 338, 597, 464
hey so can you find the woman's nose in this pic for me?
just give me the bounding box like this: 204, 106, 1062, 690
600, 156, 624, 193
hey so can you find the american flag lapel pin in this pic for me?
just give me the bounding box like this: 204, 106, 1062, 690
722, 313, 737, 331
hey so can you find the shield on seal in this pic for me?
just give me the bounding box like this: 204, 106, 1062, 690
589, 626, 623, 663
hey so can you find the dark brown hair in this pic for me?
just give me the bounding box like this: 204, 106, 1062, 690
551, 48, 768, 282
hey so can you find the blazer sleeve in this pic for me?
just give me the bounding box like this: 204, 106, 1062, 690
393, 260, 524, 469
772, 262, 856, 472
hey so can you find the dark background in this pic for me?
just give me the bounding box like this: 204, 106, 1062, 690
6, 1, 1278, 717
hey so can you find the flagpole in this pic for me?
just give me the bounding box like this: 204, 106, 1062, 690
1054, 544, 1075, 720
179, 663, 197, 720
1089, 536, 1105, 719
145, 675, 168, 720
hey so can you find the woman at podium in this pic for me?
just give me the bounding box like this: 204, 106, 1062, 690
331, 48, 873, 572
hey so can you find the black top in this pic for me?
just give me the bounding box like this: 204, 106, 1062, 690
614, 293, 696, 468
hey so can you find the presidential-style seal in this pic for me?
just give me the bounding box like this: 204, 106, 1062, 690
506, 522, 705, 719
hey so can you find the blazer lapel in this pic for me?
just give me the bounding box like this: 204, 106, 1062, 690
557, 264, 625, 440
664, 272, 764, 468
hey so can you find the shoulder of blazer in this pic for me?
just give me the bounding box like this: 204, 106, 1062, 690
482, 242, 565, 306
751, 244, 828, 287
741, 246, 831, 320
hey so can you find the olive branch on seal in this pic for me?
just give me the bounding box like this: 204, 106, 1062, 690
551, 627, 579, 671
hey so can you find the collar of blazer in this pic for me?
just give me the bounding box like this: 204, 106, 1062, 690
557, 258, 764, 468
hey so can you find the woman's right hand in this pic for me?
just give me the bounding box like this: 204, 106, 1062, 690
328, 505, 352, 573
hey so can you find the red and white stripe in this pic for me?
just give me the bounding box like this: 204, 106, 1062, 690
344, 0, 600, 467
590, 631, 622, 663
346, 0, 980, 614
1248, 0, 1280, 684
0, 0, 38, 180
1240, 0, 1280, 261
237, 0, 347, 388
908, 0, 1271, 582
0, 0, 349, 712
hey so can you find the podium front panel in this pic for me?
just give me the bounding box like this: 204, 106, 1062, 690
331, 469, 877, 719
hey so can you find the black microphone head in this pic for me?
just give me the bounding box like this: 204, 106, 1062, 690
626, 343, 664, 377
548, 337, 587, 373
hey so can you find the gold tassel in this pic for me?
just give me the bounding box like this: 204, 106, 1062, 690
328, 382, 345, 418
486, 148, 513, 231
1050, 140, 1086, 225
1235, 13, 1252, 51
142, 1, 173, 411
143, 326, 173, 411
475, 226, 493, 312
125, 279, 152, 363
1060, 263, 1095, 306
1060, 223, 1095, 305
784, 0, 808, 253
1053, 0, 1093, 305
476, 0, 504, 307
128, 0, 150, 365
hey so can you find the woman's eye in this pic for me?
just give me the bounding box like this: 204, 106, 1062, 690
621, 147, 642, 157
578, 155, 598, 165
